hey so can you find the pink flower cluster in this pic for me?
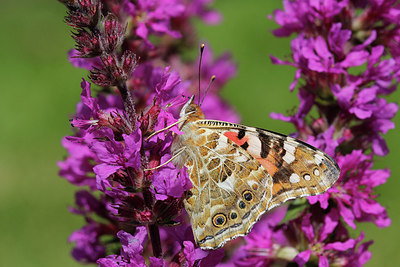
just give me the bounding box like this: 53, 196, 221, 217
59, 0, 237, 265
232, 0, 397, 266
58, 0, 398, 266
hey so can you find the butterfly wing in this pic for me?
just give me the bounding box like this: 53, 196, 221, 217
195, 120, 340, 211
181, 119, 340, 249
181, 126, 273, 249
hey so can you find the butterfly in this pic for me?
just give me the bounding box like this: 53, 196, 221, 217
165, 95, 340, 250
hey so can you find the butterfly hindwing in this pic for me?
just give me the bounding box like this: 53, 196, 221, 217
180, 126, 273, 249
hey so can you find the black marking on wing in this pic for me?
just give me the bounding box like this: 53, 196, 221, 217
257, 129, 271, 158
242, 211, 250, 220
240, 141, 249, 150
273, 139, 286, 168
238, 129, 245, 139
215, 227, 229, 237
198, 235, 213, 244
272, 167, 291, 184
231, 223, 241, 229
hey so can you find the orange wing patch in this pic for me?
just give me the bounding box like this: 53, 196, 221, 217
223, 131, 248, 146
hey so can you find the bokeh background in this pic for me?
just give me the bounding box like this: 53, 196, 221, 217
1, 0, 398, 266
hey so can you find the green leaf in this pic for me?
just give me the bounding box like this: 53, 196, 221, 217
280, 198, 309, 224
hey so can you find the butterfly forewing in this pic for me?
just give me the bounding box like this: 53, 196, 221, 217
195, 120, 340, 209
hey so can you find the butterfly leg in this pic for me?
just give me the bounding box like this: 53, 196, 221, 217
144, 148, 186, 171
145, 119, 185, 141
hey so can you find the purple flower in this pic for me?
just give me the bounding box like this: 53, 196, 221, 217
123, 0, 184, 45
186, 0, 222, 24
269, 1, 398, 265
342, 232, 373, 267
70, 79, 102, 130
151, 156, 191, 200
308, 150, 391, 228
59, 0, 239, 265
68, 190, 108, 218
271, 0, 349, 37
68, 49, 102, 70
69, 223, 107, 263
233, 206, 290, 266
97, 228, 148, 267
91, 128, 142, 191
294, 210, 356, 267
58, 136, 97, 189
183, 240, 224, 266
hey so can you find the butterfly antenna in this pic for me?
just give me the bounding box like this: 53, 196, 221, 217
198, 43, 205, 105
200, 75, 215, 106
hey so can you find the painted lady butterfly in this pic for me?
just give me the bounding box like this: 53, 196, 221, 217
168, 95, 340, 250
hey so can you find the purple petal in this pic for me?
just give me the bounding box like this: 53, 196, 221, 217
328, 23, 351, 56
200, 10, 222, 25
290, 69, 302, 91
80, 79, 100, 113
320, 209, 339, 241
318, 255, 329, 267
357, 87, 378, 104
372, 119, 395, 134
183, 241, 196, 267
270, 55, 295, 66
90, 139, 123, 163
149, 257, 165, 267
332, 84, 355, 108
340, 51, 369, 68
325, 238, 356, 251
314, 36, 332, 60
300, 213, 314, 241
364, 169, 390, 187
68, 49, 101, 70
93, 163, 122, 190
136, 22, 148, 40
294, 250, 312, 266
354, 30, 377, 51
349, 106, 373, 119
70, 224, 106, 263
308, 192, 330, 209
338, 201, 356, 229
372, 134, 389, 156
123, 129, 142, 169
359, 199, 385, 215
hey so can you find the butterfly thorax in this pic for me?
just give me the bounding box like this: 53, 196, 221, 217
171, 100, 204, 168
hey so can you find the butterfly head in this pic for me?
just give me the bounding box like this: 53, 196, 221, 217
179, 95, 204, 123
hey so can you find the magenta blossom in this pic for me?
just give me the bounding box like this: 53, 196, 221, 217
294, 211, 356, 267
308, 150, 391, 228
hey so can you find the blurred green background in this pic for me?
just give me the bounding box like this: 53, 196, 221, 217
1, 0, 398, 266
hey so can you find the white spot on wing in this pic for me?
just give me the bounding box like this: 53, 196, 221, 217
314, 153, 324, 165
283, 153, 295, 164
304, 174, 311, 181
217, 175, 235, 192
284, 142, 296, 154
247, 136, 262, 157
235, 154, 248, 162
289, 173, 300, 183
282, 142, 296, 163
313, 168, 320, 176
215, 135, 229, 151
